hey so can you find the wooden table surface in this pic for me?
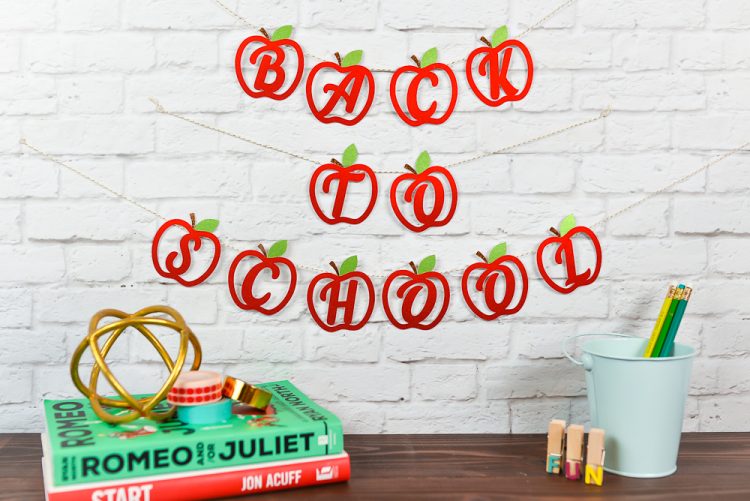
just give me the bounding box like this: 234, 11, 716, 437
2, 433, 749, 500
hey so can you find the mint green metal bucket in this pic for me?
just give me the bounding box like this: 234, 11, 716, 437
564, 334, 695, 478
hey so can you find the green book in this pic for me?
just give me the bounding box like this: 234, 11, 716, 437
43, 380, 343, 487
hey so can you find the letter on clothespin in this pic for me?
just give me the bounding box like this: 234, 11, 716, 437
585, 428, 605, 486
565, 424, 584, 480
546, 419, 566, 474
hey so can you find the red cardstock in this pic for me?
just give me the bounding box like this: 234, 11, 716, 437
536, 226, 603, 294
235, 35, 304, 101
382, 269, 450, 330
461, 254, 529, 320
389, 166, 458, 232
227, 249, 297, 315
307, 271, 375, 332
151, 219, 221, 287
466, 39, 533, 107
309, 162, 378, 225
305, 61, 375, 126
389, 62, 458, 126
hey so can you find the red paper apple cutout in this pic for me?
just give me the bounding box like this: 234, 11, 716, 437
461, 242, 529, 320
151, 213, 221, 287
389, 151, 458, 232
307, 256, 375, 332
235, 25, 304, 101
382, 255, 450, 330
536, 214, 602, 294
228, 240, 297, 315
309, 144, 378, 225
466, 26, 533, 108
305, 50, 374, 126
389, 47, 458, 126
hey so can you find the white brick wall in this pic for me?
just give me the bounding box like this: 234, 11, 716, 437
1, 0, 749, 433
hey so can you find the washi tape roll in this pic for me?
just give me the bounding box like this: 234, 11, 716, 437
167, 370, 223, 406
176, 398, 232, 425
222, 376, 273, 410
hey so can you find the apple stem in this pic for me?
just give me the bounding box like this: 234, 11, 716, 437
189, 212, 196, 228
410, 55, 420, 67
403, 164, 417, 174
409, 261, 418, 274
329, 261, 340, 275
476, 251, 488, 263
549, 227, 561, 237
480, 36, 492, 47
331, 158, 343, 167
259, 27, 270, 39
258, 244, 267, 257
334, 52, 342, 65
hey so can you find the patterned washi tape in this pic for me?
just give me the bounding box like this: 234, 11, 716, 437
167, 370, 223, 406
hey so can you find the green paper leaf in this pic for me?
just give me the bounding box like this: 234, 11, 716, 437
420, 47, 438, 68
559, 214, 577, 236
414, 150, 431, 174
270, 25, 293, 41
341, 144, 358, 167
488, 242, 507, 263
339, 255, 358, 276
417, 255, 436, 274
267, 240, 287, 258
341, 50, 363, 67
491, 25, 508, 47
194, 219, 219, 233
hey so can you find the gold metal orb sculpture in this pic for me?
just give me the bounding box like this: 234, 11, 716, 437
70, 305, 202, 424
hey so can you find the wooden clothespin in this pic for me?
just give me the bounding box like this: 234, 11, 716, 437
546, 419, 566, 474
565, 424, 584, 480
585, 428, 605, 486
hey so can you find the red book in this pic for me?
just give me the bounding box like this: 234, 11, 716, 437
44, 452, 350, 501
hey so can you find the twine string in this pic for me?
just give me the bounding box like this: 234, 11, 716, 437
216, 0, 576, 73
20, 134, 749, 278
150, 97, 610, 173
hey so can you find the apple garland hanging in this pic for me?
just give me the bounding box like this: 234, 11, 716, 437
305, 50, 375, 126
389, 47, 458, 127
151, 214, 221, 287
461, 242, 529, 320
389, 151, 458, 232
309, 144, 378, 225
228, 240, 297, 314
466, 26, 534, 108
536, 214, 603, 294
382, 255, 450, 330
307, 256, 376, 332
235, 25, 304, 101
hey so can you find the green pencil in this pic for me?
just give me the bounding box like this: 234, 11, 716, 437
658, 286, 692, 357
650, 284, 684, 358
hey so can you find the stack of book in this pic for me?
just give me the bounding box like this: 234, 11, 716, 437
42, 380, 349, 500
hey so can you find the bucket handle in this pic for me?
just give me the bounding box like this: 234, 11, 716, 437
562, 333, 635, 366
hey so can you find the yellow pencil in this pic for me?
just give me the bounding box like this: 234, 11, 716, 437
643, 285, 677, 357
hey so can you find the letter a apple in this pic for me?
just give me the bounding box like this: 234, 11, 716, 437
461, 242, 529, 320
389, 47, 458, 126
235, 25, 304, 101
383, 255, 450, 330
536, 214, 602, 294
151, 214, 221, 287
307, 256, 375, 332
309, 144, 378, 225
466, 26, 534, 108
389, 150, 458, 233
228, 240, 297, 315
305, 50, 375, 126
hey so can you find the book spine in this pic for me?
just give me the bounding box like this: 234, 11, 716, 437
52, 420, 344, 486
47, 454, 350, 501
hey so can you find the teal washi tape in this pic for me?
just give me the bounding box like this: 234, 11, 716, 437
176, 398, 232, 425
